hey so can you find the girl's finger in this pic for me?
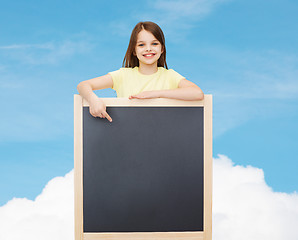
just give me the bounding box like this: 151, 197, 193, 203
103, 112, 113, 122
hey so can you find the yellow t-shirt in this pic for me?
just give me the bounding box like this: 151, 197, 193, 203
108, 66, 185, 98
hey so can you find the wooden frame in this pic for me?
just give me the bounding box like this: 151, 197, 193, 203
74, 95, 212, 240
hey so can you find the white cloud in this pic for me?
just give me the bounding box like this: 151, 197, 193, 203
0, 40, 92, 65
213, 154, 298, 240
0, 155, 297, 240
0, 43, 55, 50
152, 0, 230, 20
109, 0, 233, 41
0, 171, 74, 240
142, 0, 232, 39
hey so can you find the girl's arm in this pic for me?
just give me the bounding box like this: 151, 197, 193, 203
77, 74, 114, 121
159, 78, 204, 100
129, 79, 204, 101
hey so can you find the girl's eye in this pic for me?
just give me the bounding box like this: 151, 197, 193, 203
137, 43, 159, 47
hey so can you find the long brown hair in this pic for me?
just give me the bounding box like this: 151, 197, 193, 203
122, 21, 168, 69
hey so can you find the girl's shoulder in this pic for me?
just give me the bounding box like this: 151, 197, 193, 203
120, 67, 136, 71
109, 67, 134, 75
159, 67, 179, 75
166, 68, 178, 72
162, 68, 185, 80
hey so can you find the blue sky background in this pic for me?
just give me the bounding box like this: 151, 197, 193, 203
0, 0, 297, 206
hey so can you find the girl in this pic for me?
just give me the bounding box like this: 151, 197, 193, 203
77, 21, 204, 122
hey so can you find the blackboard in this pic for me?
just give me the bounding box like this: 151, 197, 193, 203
83, 106, 204, 232
74, 96, 212, 240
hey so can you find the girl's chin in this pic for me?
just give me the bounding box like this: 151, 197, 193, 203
139, 60, 158, 66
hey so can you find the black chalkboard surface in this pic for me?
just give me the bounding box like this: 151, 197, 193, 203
83, 106, 204, 232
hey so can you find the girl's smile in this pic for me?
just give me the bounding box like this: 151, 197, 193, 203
143, 53, 156, 58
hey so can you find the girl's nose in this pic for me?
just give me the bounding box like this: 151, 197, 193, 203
145, 44, 151, 51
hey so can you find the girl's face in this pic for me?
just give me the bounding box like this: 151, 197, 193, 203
134, 29, 163, 67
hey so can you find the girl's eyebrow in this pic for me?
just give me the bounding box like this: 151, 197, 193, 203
137, 40, 159, 43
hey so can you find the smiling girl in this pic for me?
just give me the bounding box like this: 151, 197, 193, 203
77, 21, 204, 122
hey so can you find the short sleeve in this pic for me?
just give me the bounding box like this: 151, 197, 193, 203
108, 68, 123, 92
168, 69, 185, 87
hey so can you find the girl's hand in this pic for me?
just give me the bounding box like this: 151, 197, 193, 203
89, 98, 112, 122
129, 90, 160, 99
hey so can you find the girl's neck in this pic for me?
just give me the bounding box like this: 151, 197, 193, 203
138, 62, 158, 75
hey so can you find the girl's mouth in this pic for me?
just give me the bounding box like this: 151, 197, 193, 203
143, 53, 155, 58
